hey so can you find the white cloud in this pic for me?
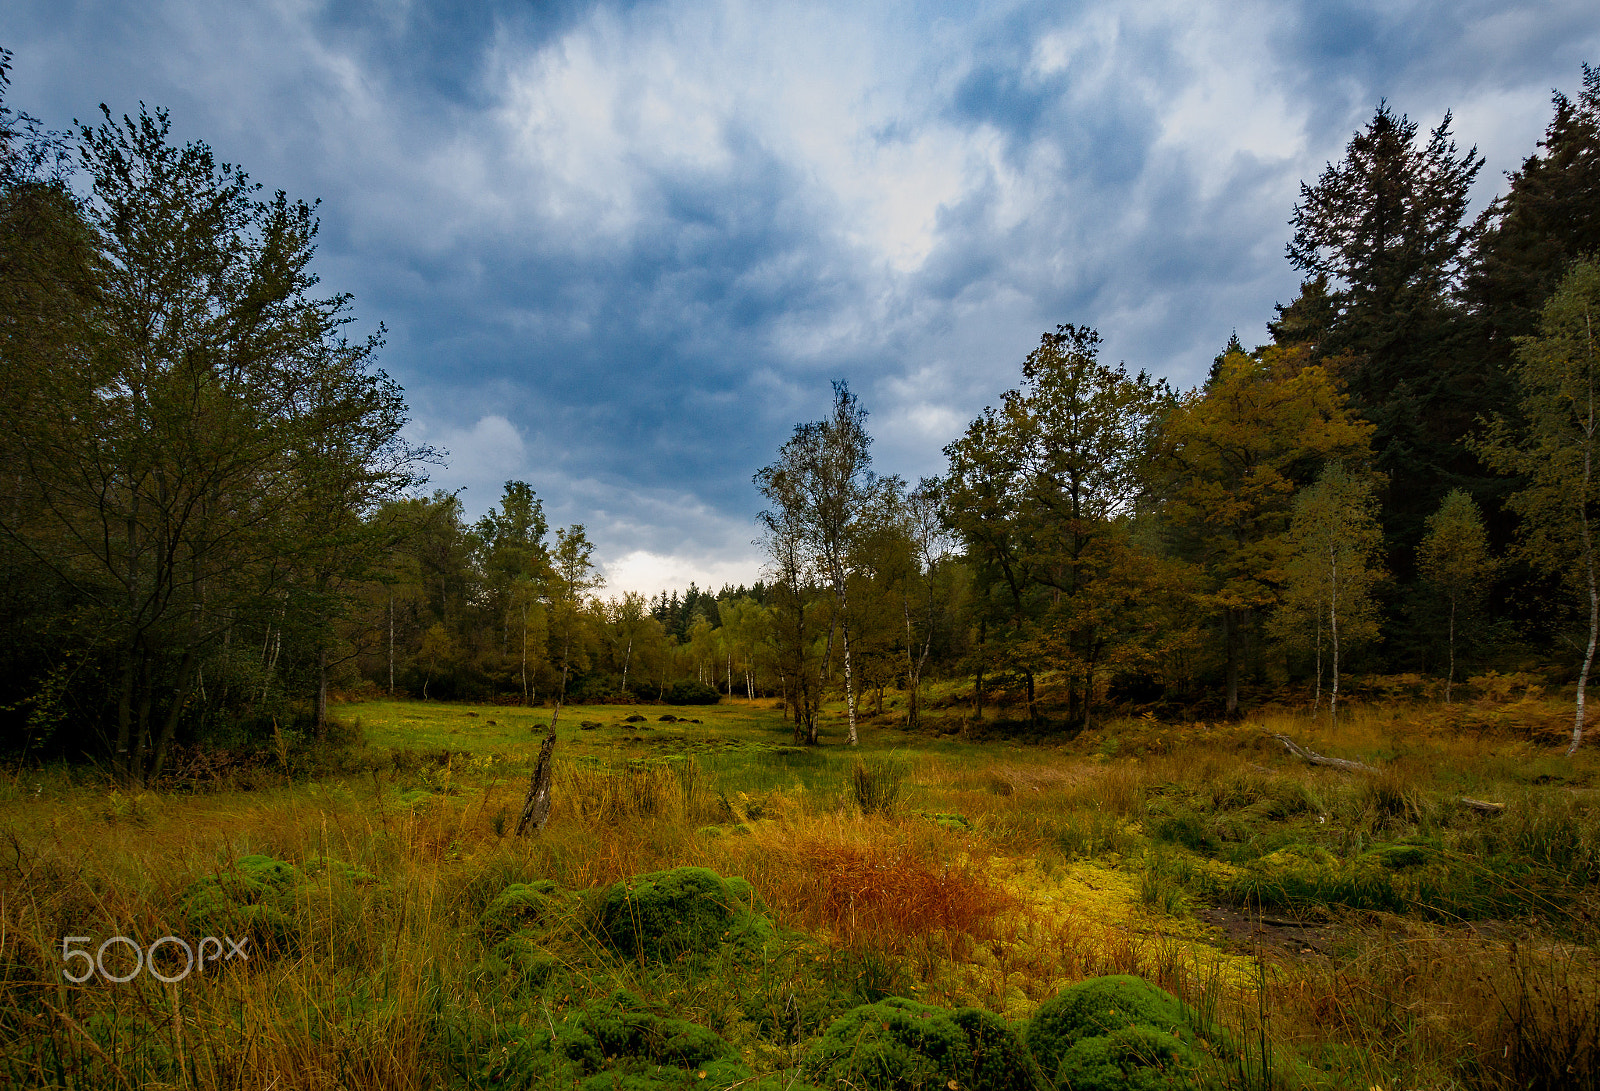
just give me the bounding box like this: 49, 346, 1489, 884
604, 549, 763, 598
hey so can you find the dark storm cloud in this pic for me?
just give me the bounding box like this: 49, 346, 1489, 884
4, 0, 1598, 591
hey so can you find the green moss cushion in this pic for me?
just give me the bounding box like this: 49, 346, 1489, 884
804, 996, 1041, 1091
596, 866, 770, 960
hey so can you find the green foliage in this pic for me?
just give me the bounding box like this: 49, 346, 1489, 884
802, 996, 1041, 1091
665, 680, 722, 705
596, 866, 773, 961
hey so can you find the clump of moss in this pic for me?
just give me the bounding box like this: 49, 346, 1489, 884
179, 854, 304, 954
803, 996, 1040, 1091
596, 866, 773, 960
479, 878, 573, 940
560, 989, 733, 1074
1026, 976, 1198, 1090
1042, 1025, 1196, 1091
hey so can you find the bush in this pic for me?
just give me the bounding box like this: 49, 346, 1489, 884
665, 680, 721, 705
595, 866, 772, 960
803, 996, 1040, 1091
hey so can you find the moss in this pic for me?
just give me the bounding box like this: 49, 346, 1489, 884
489, 932, 561, 986
180, 854, 304, 953
596, 867, 772, 960
560, 989, 734, 1074
803, 996, 1041, 1091
1027, 976, 1197, 1088
1046, 1025, 1197, 1091
480, 878, 571, 939
575, 1060, 825, 1091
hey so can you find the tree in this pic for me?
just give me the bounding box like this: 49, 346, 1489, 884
755, 471, 824, 744
895, 478, 952, 730
754, 381, 883, 745
547, 524, 603, 705
0, 101, 423, 782
477, 481, 549, 702
1279, 464, 1385, 723
608, 591, 649, 696
1288, 102, 1487, 563
1417, 489, 1495, 701
943, 325, 1168, 728
1157, 345, 1374, 714
1477, 260, 1600, 755
1468, 66, 1600, 359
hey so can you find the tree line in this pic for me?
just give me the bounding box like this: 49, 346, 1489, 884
755, 68, 1600, 755
3, 53, 1598, 778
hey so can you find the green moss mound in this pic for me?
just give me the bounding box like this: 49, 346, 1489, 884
596, 866, 772, 960
561, 989, 733, 1074
1048, 1025, 1197, 1091
1026, 976, 1198, 1090
179, 854, 304, 953
803, 996, 1041, 1091
479, 878, 573, 939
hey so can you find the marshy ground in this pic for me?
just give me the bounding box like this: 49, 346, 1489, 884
1, 689, 1596, 1089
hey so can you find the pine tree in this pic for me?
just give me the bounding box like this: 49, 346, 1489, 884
1287, 102, 1486, 568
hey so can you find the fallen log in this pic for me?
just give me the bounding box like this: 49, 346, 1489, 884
1269, 734, 1378, 773
1460, 797, 1506, 814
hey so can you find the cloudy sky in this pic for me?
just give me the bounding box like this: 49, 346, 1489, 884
6, 1, 1597, 594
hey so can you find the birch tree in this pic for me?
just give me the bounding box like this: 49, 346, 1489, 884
754, 381, 881, 745
1478, 259, 1600, 756
1417, 489, 1495, 701
1280, 464, 1385, 725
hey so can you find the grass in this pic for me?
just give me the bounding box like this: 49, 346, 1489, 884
1, 687, 1597, 1089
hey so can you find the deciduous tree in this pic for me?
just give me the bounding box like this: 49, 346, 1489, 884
1477, 260, 1600, 755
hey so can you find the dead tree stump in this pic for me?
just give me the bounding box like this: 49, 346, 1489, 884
515, 707, 560, 836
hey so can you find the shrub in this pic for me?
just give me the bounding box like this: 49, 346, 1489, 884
665, 680, 721, 705
802, 996, 1040, 1091
596, 866, 773, 960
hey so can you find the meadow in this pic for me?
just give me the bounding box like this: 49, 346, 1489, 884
1, 688, 1596, 1090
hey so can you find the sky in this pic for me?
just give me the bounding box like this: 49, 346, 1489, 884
5, 1, 1598, 596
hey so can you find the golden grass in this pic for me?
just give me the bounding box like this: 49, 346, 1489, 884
2, 693, 1598, 1089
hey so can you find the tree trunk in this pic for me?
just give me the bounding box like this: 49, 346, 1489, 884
521, 604, 529, 706
1445, 598, 1456, 704
1224, 608, 1242, 716
316, 643, 328, 737
515, 710, 560, 836
841, 618, 858, 745
974, 619, 986, 725
1330, 548, 1342, 730
1575, 437, 1597, 757
1312, 601, 1323, 715
146, 648, 199, 785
